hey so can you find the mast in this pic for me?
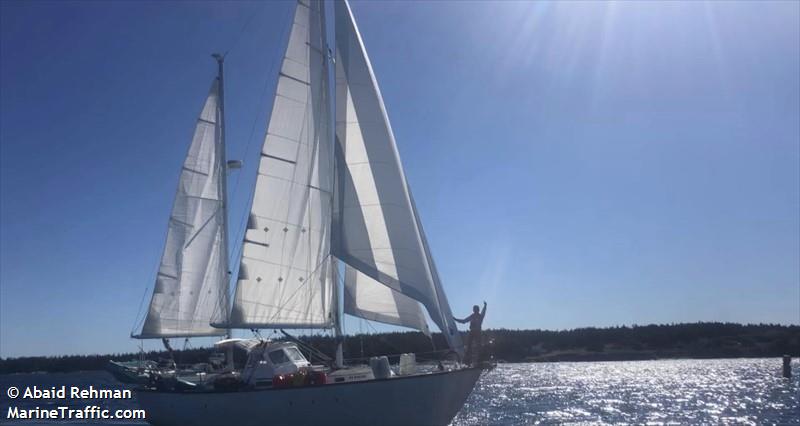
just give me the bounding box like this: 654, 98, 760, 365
212, 53, 232, 331
321, 1, 344, 370
333, 259, 344, 368
213, 53, 235, 370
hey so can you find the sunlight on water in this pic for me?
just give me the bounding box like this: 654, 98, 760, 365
1, 358, 797, 425
453, 358, 799, 425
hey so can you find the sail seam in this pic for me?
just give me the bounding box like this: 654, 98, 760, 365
264, 132, 309, 146
264, 131, 309, 146
256, 171, 309, 185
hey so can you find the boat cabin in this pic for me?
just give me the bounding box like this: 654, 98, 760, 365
216, 339, 312, 387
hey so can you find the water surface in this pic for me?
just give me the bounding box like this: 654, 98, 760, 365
2, 358, 797, 425
454, 358, 799, 425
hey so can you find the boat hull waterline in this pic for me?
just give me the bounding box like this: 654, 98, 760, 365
136, 366, 485, 426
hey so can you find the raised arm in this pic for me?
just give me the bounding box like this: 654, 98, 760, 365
480, 301, 487, 319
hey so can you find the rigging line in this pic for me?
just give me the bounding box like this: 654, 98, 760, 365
222, 1, 265, 59
264, 254, 331, 324
132, 235, 169, 335
227, 2, 295, 268
131, 285, 151, 336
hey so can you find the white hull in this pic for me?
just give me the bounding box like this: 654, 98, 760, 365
137, 366, 485, 426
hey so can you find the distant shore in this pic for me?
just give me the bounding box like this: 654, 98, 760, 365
1, 322, 797, 374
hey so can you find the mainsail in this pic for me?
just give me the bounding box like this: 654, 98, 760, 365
138, 78, 229, 338
332, 0, 464, 356
228, 0, 334, 328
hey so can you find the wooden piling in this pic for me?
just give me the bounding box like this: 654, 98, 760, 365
783, 355, 791, 378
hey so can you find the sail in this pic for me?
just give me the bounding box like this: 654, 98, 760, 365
332, 0, 463, 356
138, 79, 229, 338
228, 0, 334, 328
343, 263, 430, 336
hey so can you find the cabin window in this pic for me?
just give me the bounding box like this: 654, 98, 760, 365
285, 347, 306, 362
268, 350, 290, 365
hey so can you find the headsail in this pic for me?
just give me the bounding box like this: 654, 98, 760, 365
332, 0, 464, 356
228, 0, 334, 329
137, 79, 229, 338
343, 263, 430, 336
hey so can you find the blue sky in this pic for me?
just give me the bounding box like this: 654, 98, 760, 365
1, 1, 798, 358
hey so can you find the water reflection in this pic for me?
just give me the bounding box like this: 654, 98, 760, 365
453, 358, 799, 425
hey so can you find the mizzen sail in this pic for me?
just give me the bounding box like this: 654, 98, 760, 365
138, 79, 229, 338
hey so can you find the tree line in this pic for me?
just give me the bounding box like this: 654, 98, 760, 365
1, 322, 797, 374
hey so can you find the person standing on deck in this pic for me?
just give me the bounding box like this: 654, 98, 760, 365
454, 301, 487, 365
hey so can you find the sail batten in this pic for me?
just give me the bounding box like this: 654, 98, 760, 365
138, 79, 229, 339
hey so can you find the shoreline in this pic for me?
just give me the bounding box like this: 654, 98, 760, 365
2, 322, 797, 374
0, 355, 795, 377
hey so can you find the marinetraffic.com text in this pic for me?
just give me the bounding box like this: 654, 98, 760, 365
5, 385, 146, 421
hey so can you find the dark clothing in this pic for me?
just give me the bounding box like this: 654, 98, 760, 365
464, 330, 480, 364
454, 305, 486, 331
454, 304, 487, 365
462, 312, 485, 333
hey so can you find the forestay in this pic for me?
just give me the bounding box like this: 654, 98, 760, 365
332, 0, 463, 356
228, 0, 334, 328
138, 79, 229, 338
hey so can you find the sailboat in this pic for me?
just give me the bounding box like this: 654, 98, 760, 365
132, 1, 491, 424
